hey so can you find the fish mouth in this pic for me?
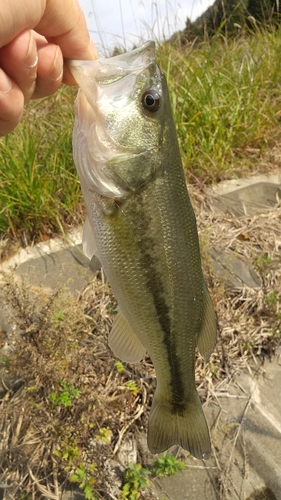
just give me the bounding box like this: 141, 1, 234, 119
69, 40, 156, 70
68, 41, 156, 92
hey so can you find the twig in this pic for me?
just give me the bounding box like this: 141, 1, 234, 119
225, 397, 251, 477
52, 442, 60, 498
113, 403, 145, 455
214, 393, 248, 399
11, 412, 23, 446
28, 467, 59, 500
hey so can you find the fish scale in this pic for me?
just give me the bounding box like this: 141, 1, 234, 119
69, 41, 217, 459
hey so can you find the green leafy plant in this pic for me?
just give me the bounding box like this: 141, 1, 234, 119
69, 463, 98, 500
242, 341, 253, 351
121, 463, 151, 499
95, 427, 112, 444
254, 254, 272, 273
106, 303, 117, 315
265, 290, 281, 322
115, 360, 124, 373
125, 381, 139, 396
51, 310, 65, 327
153, 452, 185, 477
265, 290, 281, 306
48, 381, 80, 409
209, 362, 219, 377
54, 444, 80, 465
0, 355, 12, 368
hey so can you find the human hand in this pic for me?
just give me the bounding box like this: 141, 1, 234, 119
0, 0, 98, 136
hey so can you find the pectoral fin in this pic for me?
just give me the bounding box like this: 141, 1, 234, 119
108, 310, 147, 363
82, 215, 98, 260
197, 283, 217, 361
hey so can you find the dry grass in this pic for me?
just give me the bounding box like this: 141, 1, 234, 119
0, 187, 280, 499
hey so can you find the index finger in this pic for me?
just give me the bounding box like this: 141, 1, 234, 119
36, 0, 98, 61
0, 0, 98, 70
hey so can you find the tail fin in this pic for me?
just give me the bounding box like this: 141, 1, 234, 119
147, 392, 211, 459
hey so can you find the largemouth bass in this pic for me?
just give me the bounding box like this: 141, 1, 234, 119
69, 42, 217, 459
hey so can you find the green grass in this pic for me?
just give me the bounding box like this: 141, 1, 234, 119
0, 86, 83, 244
1, 27, 281, 245
158, 26, 281, 180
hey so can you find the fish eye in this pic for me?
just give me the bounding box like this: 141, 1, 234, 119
141, 89, 161, 112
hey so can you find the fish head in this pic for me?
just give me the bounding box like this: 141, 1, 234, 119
69, 41, 166, 198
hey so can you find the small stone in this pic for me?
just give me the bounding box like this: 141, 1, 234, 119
117, 433, 138, 466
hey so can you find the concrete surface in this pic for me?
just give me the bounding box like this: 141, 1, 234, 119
0, 173, 280, 500
210, 172, 281, 217
149, 350, 281, 499
211, 246, 261, 289
0, 227, 99, 296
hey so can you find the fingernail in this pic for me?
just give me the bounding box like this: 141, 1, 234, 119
25, 30, 38, 68
0, 69, 12, 93
49, 46, 63, 81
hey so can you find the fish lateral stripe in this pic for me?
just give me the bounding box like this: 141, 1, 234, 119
135, 195, 186, 409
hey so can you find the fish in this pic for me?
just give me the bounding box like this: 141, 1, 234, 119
69, 41, 217, 460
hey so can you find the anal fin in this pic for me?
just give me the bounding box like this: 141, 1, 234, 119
108, 310, 146, 363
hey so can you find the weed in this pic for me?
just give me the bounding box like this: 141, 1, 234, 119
265, 290, 281, 325
51, 310, 65, 327
69, 463, 98, 500
49, 381, 80, 409
209, 362, 220, 377
265, 290, 281, 306
125, 380, 140, 396
121, 463, 151, 499
254, 253, 272, 272
106, 303, 117, 315
242, 341, 253, 351
95, 427, 112, 444
26, 385, 38, 393
54, 444, 80, 465
0, 355, 12, 368
115, 360, 125, 373
153, 452, 185, 477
